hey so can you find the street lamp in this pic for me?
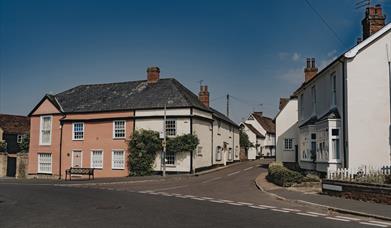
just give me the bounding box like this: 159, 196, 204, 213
162, 100, 173, 177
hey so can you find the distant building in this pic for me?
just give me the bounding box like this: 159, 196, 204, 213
242, 112, 275, 159
0, 114, 30, 177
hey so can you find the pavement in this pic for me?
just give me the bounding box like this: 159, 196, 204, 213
1, 160, 391, 227
255, 167, 391, 220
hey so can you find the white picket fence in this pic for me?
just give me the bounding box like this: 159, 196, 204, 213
327, 165, 391, 184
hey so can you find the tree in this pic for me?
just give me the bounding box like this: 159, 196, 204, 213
128, 130, 162, 176
166, 134, 199, 154
240, 128, 253, 150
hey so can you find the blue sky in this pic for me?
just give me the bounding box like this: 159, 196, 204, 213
1, 0, 390, 122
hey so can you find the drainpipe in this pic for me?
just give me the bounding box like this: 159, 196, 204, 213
387, 44, 391, 164
58, 115, 66, 179
338, 58, 348, 168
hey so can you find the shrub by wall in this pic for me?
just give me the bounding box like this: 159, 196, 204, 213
267, 162, 304, 187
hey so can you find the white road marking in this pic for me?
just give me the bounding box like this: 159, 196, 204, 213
152, 185, 188, 191
228, 202, 245, 206
210, 200, 226, 203
192, 197, 206, 201
149, 192, 160, 195
244, 167, 253, 171
219, 200, 234, 203
368, 221, 391, 226
249, 205, 267, 210
201, 177, 222, 184
335, 216, 361, 221
257, 204, 276, 209
325, 217, 350, 222
306, 212, 327, 216
183, 195, 196, 198
200, 197, 214, 200
271, 209, 290, 213
236, 202, 253, 206
296, 212, 319, 217
138, 190, 153, 194
359, 222, 388, 227
282, 208, 301, 212
227, 171, 240, 176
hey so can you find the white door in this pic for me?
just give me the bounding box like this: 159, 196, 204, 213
72, 151, 82, 168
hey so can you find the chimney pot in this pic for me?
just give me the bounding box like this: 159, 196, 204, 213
146, 66, 160, 83
304, 58, 318, 83
362, 4, 386, 40
198, 85, 210, 107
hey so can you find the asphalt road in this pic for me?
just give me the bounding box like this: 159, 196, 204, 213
0, 160, 389, 228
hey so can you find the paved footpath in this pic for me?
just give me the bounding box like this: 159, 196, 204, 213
1, 160, 391, 227
255, 168, 391, 220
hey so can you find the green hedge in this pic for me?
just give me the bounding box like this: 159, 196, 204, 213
267, 162, 304, 187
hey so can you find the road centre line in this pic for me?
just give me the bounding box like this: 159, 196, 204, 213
249, 205, 267, 210
359, 222, 388, 227
369, 221, 391, 226
236, 202, 253, 206
201, 177, 222, 184
306, 212, 328, 216
296, 212, 319, 217
227, 171, 241, 176
228, 202, 245, 206
325, 217, 350, 222
257, 204, 276, 209
210, 200, 226, 203
244, 167, 253, 171
271, 209, 290, 213
282, 208, 301, 212
151, 185, 188, 191
335, 216, 361, 221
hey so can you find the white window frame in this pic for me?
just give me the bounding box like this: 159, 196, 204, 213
71, 150, 83, 168
165, 151, 176, 166
165, 119, 177, 137
17, 134, 24, 143
112, 150, 125, 170
90, 150, 104, 169
330, 128, 341, 162
39, 115, 52, 145
284, 138, 293, 150
113, 120, 126, 139
37, 153, 52, 174
72, 122, 84, 140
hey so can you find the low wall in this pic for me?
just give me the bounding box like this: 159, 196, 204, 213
322, 179, 391, 205
0, 152, 7, 177
16, 153, 29, 179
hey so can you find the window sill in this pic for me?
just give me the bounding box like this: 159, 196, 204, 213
39, 144, 51, 146
112, 168, 125, 170
113, 137, 126, 140
72, 139, 84, 141
165, 164, 176, 167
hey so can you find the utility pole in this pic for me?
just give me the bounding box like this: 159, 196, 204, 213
226, 94, 230, 117
162, 104, 167, 177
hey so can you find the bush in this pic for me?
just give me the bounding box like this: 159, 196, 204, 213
267, 162, 304, 187
302, 173, 321, 182
128, 130, 162, 176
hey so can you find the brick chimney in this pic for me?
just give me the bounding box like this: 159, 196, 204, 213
146, 66, 160, 84
304, 58, 318, 82
198, 85, 209, 107
362, 4, 386, 40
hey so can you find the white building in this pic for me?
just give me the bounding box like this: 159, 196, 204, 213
287, 5, 391, 172
134, 68, 240, 173
242, 112, 276, 158
275, 98, 299, 166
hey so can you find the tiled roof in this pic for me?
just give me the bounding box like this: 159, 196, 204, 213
0, 114, 30, 134
211, 108, 239, 128
242, 123, 265, 138
252, 112, 275, 134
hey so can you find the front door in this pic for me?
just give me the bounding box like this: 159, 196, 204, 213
72, 151, 82, 168
6, 157, 16, 177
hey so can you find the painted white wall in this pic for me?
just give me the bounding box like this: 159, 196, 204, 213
135, 108, 191, 117
346, 30, 391, 169
233, 128, 240, 161
192, 118, 213, 170
276, 99, 298, 163
213, 120, 236, 165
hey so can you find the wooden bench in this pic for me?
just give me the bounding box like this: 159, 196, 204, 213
65, 168, 95, 180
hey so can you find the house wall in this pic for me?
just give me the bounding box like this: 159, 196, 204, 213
276, 99, 298, 163
192, 118, 213, 170
233, 128, 240, 161
242, 126, 257, 160
213, 120, 236, 165
28, 99, 134, 178
135, 116, 192, 172
346, 30, 391, 169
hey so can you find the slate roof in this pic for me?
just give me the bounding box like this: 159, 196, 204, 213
299, 108, 341, 128
210, 108, 239, 128
252, 112, 275, 134
54, 78, 211, 113
0, 114, 30, 134
242, 123, 265, 138
33, 78, 239, 128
